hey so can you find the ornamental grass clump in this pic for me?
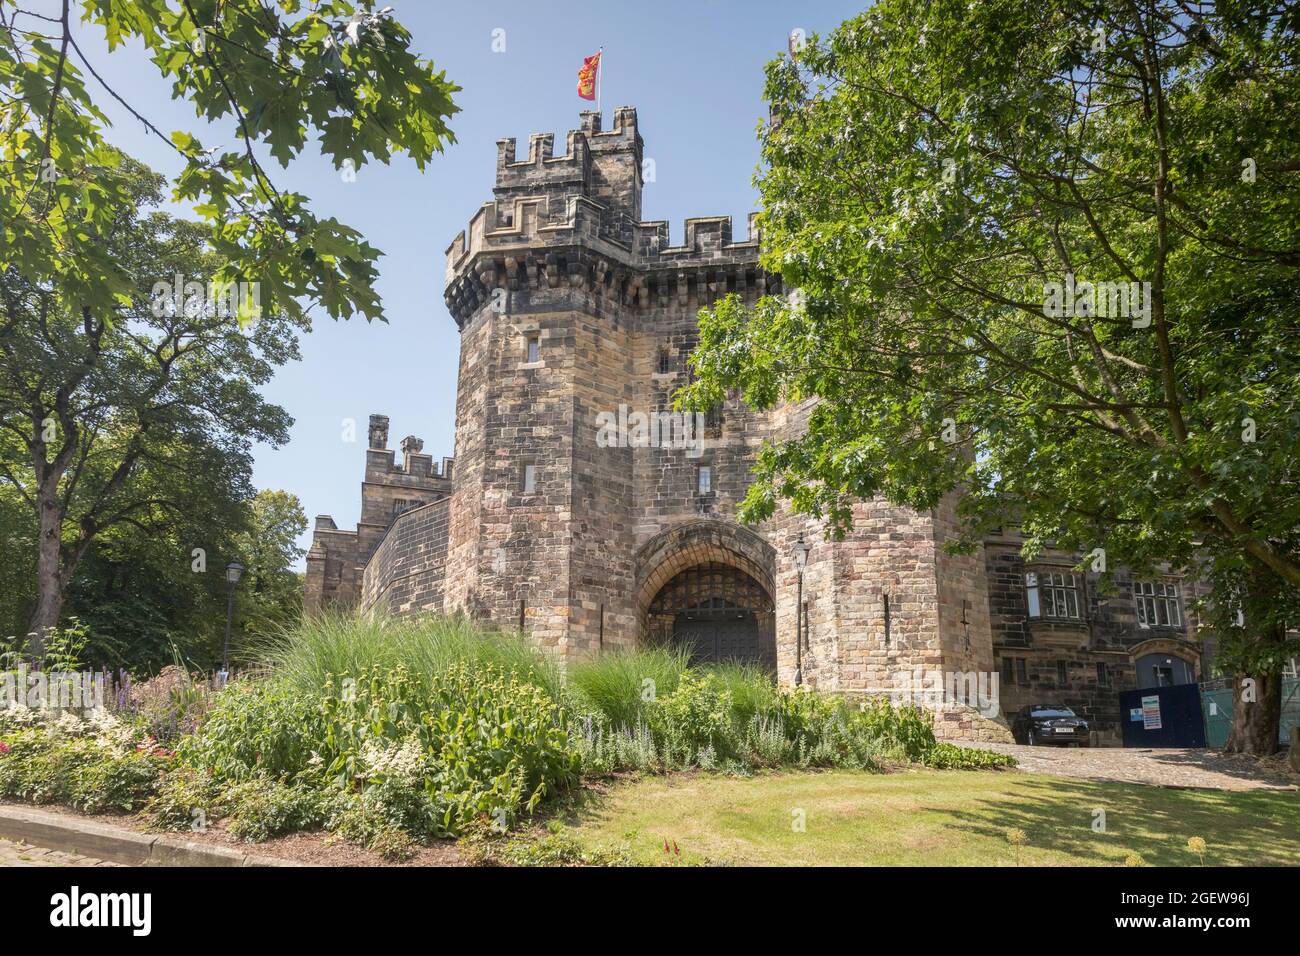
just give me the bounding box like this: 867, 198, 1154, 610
566, 645, 690, 728
257, 610, 563, 702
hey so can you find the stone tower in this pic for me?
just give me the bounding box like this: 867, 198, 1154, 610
438, 105, 996, 697
441, 107, 780, 659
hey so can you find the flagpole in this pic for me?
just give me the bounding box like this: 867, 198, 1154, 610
597, 46, 603, 117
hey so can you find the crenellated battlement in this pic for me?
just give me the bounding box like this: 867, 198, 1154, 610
444, 107, 774, 326
495, 130, 590, 189
444, 204, 770, 325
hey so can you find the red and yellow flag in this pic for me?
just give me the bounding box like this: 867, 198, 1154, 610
577, 51, 601, 101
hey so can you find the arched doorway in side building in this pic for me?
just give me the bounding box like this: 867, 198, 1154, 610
1130, 637, 1201, 689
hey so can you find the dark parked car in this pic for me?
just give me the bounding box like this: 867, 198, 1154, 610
1013, 705, 1090, 746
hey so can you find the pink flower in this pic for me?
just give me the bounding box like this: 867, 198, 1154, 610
0, 742, 10, 755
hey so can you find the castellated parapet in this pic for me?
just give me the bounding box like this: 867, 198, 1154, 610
304, 108, 1205, 743
444, 106, 773, 330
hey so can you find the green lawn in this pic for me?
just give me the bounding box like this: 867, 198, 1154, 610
548, 769, 1300, 866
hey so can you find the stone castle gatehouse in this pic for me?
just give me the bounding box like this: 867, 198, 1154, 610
305, 108, 1208, 742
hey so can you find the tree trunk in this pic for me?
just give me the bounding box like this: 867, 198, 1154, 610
1225, 670, 1282, 755
1223, 565, 1286, 755
26, 478, 65, 660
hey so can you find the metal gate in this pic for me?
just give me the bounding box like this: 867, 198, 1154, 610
1119, 683, 1207, 748
647, 562, 775, 670
1200, 675, 1300, 748
674, 610, 761, 666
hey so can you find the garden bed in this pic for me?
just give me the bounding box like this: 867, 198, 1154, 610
0, 614, 1015, 863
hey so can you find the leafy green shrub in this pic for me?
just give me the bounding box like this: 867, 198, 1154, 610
222, 777, 327, 842
317, 662, 582, 838
144, 766, 225, 832
853, 697, 937, 762
923, 741, 1017, 770
0, 728, 74, 804
0, 716, 167, 812
67, 746, 166, 814
646, 670, 736, 767
163, 638, 583, 844
176, 678, 323, 784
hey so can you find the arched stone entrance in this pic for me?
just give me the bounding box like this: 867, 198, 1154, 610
635, 521, 777, 670
1130, 637, 1200, 689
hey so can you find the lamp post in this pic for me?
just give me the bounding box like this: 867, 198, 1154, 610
792, 534, 811, 686
222, 560, 244, 679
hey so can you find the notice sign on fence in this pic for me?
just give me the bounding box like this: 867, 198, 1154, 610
1141, 694, 1163, 731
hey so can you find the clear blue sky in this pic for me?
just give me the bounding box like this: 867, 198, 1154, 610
56, 0, 868, 564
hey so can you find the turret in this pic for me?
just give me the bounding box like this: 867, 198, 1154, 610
444, 108, 773, 329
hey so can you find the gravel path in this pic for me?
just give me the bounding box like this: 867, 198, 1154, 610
958, 740, 1299, 791
0, 838, 120, 867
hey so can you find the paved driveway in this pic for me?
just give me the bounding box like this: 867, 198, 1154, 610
958, 740, 1298, 791
0, 838, 119, 867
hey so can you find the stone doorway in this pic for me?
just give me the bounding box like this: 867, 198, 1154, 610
647, 562, 775, 670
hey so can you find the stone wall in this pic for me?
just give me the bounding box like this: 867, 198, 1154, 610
303, 415, 452, 612
361, 498, 451, 615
